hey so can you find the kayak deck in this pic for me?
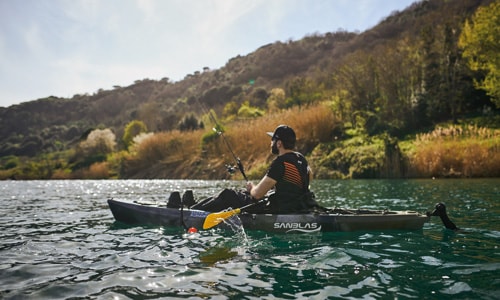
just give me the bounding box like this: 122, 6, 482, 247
107, 199, 431, 233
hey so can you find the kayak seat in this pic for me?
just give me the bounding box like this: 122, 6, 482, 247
167, 190, 196, 208
182, 190, 196, 207
167, 191, 181, 208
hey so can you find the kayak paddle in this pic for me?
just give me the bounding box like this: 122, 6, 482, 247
203, 199, 267, 230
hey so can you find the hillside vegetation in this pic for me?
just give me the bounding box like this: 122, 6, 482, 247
0, 0, 499, 180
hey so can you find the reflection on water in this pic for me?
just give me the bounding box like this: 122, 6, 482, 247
0, 179, 498, 299
198, 246, 239, 266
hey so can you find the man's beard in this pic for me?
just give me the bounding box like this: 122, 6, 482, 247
271, 142, 279, 154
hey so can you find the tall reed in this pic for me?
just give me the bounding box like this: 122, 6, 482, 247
221, 103, 340, 169
411, 125, 500, 177
132, 130, 203, 166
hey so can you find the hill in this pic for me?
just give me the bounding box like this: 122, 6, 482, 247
0, 0, 498, 180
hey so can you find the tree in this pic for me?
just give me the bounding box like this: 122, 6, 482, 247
250, 87, 269, 108
137, 102, 160, 131
267, 88, 286, 111
237, 101, 264, 118
123, 120, 148, 149
284, 77, 321, 108
178, 114, 202, 131
373, 39, 420, 135
332, 51, 379, 127
459, 1, 500, 107
80, 128, 116, 156
419, 24, 447, 122
222, 101, 239, 119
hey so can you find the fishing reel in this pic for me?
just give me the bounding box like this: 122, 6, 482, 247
225, 164, 237, 175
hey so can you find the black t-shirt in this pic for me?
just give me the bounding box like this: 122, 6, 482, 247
266, 152, 310, 196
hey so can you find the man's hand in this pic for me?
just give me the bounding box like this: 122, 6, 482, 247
246, 181, 254, 193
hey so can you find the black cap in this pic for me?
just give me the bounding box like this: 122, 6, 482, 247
266, 125, 296, 144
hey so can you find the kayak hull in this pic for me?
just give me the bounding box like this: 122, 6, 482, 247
107, 199, 430, 233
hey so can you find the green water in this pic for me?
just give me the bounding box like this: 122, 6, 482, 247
0, 179, 498, 299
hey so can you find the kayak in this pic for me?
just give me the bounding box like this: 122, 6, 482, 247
107, 198, 457, 233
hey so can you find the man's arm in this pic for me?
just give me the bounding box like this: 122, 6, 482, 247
247, 176, 277, 200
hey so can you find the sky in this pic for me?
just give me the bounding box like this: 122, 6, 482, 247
0, 0, 417, 108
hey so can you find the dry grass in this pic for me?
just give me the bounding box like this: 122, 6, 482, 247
72, 162, 110, 179
411, 125, 500, 177
416, 124, 499, 142
222, 103, 340, 171
123, 103, 340, 179
51, 169, 72, 179
227, 104, 338, 153
122, 129, 207, 178
133, 130, 203, 166
86, 162, 110, 179
0, 169, 14, 180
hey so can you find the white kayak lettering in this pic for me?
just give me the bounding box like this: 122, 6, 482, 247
273, 222, 319, 230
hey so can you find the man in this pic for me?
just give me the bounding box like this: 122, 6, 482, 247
246, 125, 315, 213
190, 125, 318, 213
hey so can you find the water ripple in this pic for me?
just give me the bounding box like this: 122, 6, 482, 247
0, 179, 499, 299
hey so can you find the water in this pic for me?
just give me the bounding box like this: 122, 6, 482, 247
0, 179, 498, 299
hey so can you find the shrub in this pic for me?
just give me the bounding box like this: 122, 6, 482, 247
71, 153, 107, 171
178, 114, 203, 131
1, 156, 19, 170
0, 169, 15, 180
237, 102, 264, 118
79, 128, 116, 156
51, 169, 72, 179
316, 138, 384, 179
123, 120, 147, 149
86, 162, 110, 179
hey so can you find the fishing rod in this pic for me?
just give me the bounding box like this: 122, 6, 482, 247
205, 109, 249, 182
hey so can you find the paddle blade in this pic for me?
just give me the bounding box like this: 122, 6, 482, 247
203, 208, 241, 230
